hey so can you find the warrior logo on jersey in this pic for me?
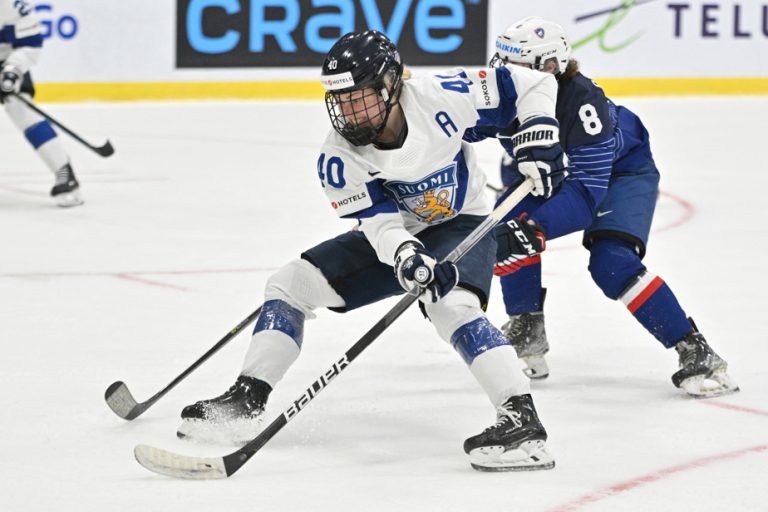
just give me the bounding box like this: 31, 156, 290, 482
384, 165, 457, 224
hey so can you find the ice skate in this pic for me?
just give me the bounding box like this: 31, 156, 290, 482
502, 309, 549, 379
177, 375, 271, 445
672, 320, 739, 398
50, 163, 83, 207
464, 394, 554, 472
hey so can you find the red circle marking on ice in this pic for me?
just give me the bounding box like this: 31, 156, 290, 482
479, 70, 487, 78
332, 202, 338, 209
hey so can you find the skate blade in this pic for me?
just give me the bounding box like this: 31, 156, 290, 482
54, 189, 84, 207
522, 355, 549, 380
176, 417, 263, 446
469, 440, 555, 472
681, 370, 740, 398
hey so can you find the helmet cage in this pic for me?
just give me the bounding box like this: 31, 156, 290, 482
324, 65, 401, 147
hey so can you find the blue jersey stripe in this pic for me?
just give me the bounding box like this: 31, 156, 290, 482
473, 66, 519, 129
0, 25, 43, 48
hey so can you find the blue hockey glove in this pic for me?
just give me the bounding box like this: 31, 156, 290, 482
394, 241, 458, 303
493, 214, 546, 276
0, 66, 22, 102
501, 116, 568, 198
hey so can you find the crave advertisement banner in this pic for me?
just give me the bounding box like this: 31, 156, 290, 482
24, 1, 768, 95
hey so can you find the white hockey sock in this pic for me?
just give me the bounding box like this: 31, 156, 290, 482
469, 346, 531, 406
241, 330, 301, 388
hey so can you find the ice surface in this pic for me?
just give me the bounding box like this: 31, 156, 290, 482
1, 97, 767, 511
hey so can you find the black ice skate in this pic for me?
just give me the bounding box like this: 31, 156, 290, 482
177, 375, 272, 445
464, 394, 554, 472
671, 319, 739, 398
502, 290, 549, 379
50, 163, 83, 207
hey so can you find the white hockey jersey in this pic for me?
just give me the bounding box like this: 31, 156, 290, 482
318, 65, 557, 266
0, 0, 42, 72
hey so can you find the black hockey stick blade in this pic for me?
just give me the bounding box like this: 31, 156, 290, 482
133, 180, 536, 480
105, 306, 263, 421
105, 381, 146, 420
93, 139, 115, 157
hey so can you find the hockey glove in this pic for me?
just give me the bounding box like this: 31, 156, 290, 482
394, 241, 458, 303
494, 214, 546, 276
501, 116, 568, 198
0, 66, 22, 102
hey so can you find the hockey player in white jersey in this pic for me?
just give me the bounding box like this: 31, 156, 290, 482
0, 0, 82, 206
179, 30, 567, 472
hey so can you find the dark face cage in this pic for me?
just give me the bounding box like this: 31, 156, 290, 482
325, 73, 398, 147
489, 53, 507, 68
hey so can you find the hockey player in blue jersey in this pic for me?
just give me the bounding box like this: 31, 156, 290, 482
479, 17, 737, 397
0, 0, 82, 206
178, 30, 568, 471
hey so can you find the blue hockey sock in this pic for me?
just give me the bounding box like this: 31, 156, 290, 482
253, 299, 305, 348
450, 317, 510, 364
590, 238, 691, 348
618, 272, 692, 348
24, 120, 57, 149
500, 262, 544, 315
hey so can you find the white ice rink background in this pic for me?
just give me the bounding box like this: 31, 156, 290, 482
1, 97, 767, 511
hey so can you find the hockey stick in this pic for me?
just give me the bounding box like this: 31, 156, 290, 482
134, 178, 535, 479
10, 93, 115, 157
486, 182, 504, 194
104, 307, 263, 420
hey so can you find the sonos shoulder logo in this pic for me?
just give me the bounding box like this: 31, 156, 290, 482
176, 0, 488, 68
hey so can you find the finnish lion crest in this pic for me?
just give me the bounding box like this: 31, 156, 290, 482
384, 164, 459, 224
414, 190, 455, 223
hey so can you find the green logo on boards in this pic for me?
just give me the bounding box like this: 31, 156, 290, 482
572, 0, 655, 53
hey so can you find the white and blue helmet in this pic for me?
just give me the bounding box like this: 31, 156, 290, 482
490, 17, 571, 74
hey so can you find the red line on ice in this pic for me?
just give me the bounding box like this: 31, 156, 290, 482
699, 400, 768, 417
0, 267, 278, 278
547, 444, 768, 512
114, 273, 191, 291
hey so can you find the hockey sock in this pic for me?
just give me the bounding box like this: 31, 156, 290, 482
500, 262, 543, 315
451, 317, 530, 405
241, 300, 304, 387
589, 238, 691, 348
4, 94, 69, 173
618, 272, 692, 348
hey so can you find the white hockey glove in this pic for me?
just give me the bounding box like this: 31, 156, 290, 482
501, 116, 568, 198
0, 66, 22, 102
394, 241, 458, 303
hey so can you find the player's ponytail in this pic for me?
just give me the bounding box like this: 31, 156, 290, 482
559, 59, 579, 81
